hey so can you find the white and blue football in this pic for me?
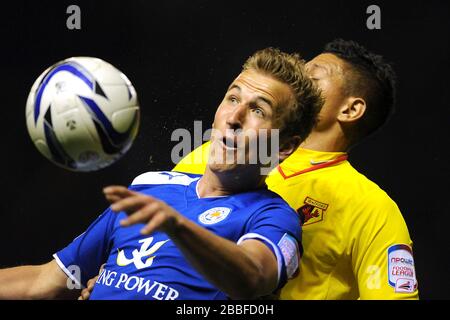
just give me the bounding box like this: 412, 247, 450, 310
25, 57, 140, 171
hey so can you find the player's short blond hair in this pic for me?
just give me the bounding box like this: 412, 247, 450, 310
243, 48, 323, 142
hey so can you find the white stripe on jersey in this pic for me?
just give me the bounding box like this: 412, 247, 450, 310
131, 171, 200, 186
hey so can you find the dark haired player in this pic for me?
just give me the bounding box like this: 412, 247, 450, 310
174, 39, 419, 299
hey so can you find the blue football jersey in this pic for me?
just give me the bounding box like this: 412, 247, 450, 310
54, 171, 301, 300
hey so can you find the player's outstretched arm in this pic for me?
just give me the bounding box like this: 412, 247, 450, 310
104, 186, 279, 300
0, 260, 77, 299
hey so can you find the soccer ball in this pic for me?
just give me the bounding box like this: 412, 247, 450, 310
25, 57, 140, 171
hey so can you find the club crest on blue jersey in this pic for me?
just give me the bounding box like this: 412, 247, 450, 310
198, 207, 232, 225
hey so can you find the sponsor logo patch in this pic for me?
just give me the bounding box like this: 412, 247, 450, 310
388, 244, 418, 293
117, 237, 170, 270
198, 207, 231, 225
296, 197, 329, 226
278, 233, 300, 279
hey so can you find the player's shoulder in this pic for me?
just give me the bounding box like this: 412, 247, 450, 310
225, 185, 291, 212
245, 188, 299, 218
324, 162, 397, 204
131, 171, 201, 186
338, 164, 408, 230
246, 187, 291, 205
350, 166, 399, 207
303, 161, 402, 223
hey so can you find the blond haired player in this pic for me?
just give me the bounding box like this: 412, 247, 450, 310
172, 39, 418, 299
0, 48, 323, 300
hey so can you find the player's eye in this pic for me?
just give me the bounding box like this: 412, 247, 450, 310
228, 95, 239, 105
252, 107, 265, 118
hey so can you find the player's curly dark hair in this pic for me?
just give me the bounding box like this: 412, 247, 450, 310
323, 39, 397, 140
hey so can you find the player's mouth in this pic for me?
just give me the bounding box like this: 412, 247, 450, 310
220, 136, 239, 151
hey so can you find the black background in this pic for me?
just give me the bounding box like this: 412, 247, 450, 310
0, 0, 448, 299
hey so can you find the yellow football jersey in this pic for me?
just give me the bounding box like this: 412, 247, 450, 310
173, 142, 419, 300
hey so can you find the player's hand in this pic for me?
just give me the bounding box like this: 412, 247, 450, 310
103, 186, 182, 235
78, 277, 96, 300
78, 264, 105, 300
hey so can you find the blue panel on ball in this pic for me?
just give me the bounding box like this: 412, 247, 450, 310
34, 62, 94, 125
42, 106, 77, 169
78, 95, 137, 155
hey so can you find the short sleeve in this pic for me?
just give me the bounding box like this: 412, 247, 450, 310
237, 203, 302, 289
352, 195, 419, 299
53, 208, 117, 288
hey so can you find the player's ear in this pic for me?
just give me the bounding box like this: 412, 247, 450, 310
337, 97, 366, 123
279, 135, 301, 162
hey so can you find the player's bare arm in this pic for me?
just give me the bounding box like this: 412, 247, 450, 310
104, 185, 278, 300
0, 260, 78, 299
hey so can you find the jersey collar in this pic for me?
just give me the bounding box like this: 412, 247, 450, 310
186, 177, 230, 201
271, 147, 348, 179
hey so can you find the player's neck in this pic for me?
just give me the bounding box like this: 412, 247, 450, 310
198, 166, 265, 198
300, 129, 350, 153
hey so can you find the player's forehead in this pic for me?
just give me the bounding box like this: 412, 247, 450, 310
306, 53, 346, 76
229, 69, 293, 108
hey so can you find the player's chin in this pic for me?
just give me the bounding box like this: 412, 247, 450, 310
207, 161, 238, 173
208, 158, 264, 177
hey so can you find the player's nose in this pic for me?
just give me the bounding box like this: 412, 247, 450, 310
226, 103, 246, 130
